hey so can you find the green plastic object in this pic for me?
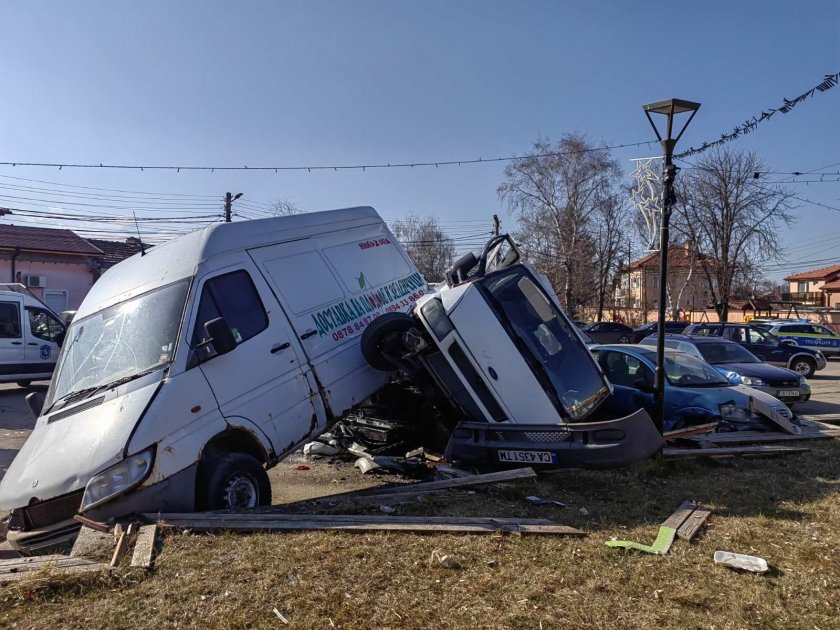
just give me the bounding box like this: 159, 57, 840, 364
605, 526, 677, 555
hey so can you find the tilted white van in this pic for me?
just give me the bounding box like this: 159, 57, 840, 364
0, 207, 427, 552
0, 284, 66, 386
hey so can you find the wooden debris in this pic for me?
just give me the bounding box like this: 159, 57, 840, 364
664, 422, 720, 441
664, 444, 810, 458
110, 529, 130, 568
362, 467, 536, 495
144, 513, 584, 536
70, 526, 113, 559
0, 555, 108, 583
688, 429, 840, 445
677, 507, 711, 541
73, 514, 110, 533
606, 500, 697, 555
130, 524, 158, 569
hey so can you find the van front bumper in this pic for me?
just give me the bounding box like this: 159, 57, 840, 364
445, 408, 664, 469
5, 463, 197, 554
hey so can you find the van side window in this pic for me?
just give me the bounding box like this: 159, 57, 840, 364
189, 271, 268, 366
27, 308, 64, 342
0, 302, 20, 338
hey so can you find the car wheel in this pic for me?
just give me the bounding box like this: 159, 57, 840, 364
617, 335, 630, 343
791, 357, 816, 378
360, 312, 417, 371
197, 453, 271, 511
16, 380, 32, 388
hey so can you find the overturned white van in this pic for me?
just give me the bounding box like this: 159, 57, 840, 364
0, 207, 426, 552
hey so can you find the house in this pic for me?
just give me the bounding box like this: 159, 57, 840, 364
616, 244, 713, 316
783, 264, 840, 307
0, 224, 143, 313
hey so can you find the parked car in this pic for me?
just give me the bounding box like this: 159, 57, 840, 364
0, 283, 66, 387
591, 344, 798, 433
630, 320, 688, 343
749, 318, 810, 331
59, 310, 77, 325
683, 323, 827, 376
766, 321, 840, 358
638, 334, 810, 405
582, 321, 634, 344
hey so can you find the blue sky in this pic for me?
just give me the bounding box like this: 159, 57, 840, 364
0, 1, 837, 280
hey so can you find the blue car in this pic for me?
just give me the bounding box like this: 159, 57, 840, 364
639, 334, 810, 405
684, 322, 827, 377
591, 344, 797, 433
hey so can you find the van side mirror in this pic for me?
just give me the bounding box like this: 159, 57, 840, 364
26, 391, 44, 419
634, 378, 654, 393
781, 339, 796, 346
204, 317, 237, 356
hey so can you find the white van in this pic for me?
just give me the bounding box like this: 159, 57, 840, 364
0, 284, 66, 387
0, 207, 426, 552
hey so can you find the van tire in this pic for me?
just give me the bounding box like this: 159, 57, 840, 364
16, 381, 31, 388
196, 453, 271, 511
361, 312, 417, 371
790, 356, 816, 377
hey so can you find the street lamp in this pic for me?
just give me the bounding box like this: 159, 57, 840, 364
642, 98, 701, 434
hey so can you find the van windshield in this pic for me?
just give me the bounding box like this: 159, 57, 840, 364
45, 280, 190, 409
479, 267, 610, 420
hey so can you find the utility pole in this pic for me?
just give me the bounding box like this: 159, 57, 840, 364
224, 192, 243, 223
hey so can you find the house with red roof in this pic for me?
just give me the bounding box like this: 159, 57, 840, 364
783, 264, 840, 307
0, 225, 142, 312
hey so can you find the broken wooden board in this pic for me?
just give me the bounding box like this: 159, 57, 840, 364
144, 513, 556, 526
676, 507, 711, 541
109, 524, 134, 568
73, 514, 110, 533
130, 524, 158, 569
360, 467, 536, 495
687, 428, 840, 446
664, 445, 810, 458
0, 555, 108, 583
664, 422, 720, 441
146, 514, 583, 536
606, 500, 696, 555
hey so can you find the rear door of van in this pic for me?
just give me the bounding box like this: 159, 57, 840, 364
248, 224, 426, 417
189, 261, 326, 454
0, 297, 25, 377
22, 305, 63, 373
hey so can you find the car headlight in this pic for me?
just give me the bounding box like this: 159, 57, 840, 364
740, 376, 767, 386
719, 403, 750, 420
799, 376, 808, 386
80, 446, 155, 512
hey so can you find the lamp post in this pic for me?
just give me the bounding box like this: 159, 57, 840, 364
642, 98, 701, 434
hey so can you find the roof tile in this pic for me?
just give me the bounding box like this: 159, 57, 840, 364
0, 224, 103, 256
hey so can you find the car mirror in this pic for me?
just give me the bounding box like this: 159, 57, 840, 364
634, 378, 654, 393
203, 317, 237, 356
781, 339, 797, 346
26, 391, 44, 419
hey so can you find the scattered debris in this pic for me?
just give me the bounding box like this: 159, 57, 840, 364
606, 500, 697, 555
578, 507, 589, 515
663, 422, 720, 441
714, 551, 769, 573
525, 496, 566, 507
293, 465, 311, 471
379, 505, 396, 514
109, 523, 134, 567
664, 445, 810, 458
303, 441, 343, 457
676, 507, 711, 541
272, 608, 290, 624
0, 554, 108, 583
130, 524, 158, 569
72, 514, 110, 533
429, 549, 461, 569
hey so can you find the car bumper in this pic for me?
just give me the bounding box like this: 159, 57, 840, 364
445, 408, 664, 469
5, 463, 197, 554
752, 384, 810, 405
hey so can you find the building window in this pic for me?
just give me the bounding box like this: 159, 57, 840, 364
798, 281, 810, 293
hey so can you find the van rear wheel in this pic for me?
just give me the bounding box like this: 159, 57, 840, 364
197, 453, 271, 511
361, 312, 417, 371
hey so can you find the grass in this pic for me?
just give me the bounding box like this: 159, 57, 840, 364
1, 442, 839, 629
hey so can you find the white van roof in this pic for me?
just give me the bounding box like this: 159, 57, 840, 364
76, 206, 383, 319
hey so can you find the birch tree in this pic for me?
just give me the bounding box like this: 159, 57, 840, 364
391, 214, 456, 282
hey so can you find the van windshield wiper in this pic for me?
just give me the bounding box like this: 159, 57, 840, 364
47, 386, 101, 413
46, 368, 163, 414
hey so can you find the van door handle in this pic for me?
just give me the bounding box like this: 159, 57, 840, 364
271, 342, 291, 354
28, 342, 38, 346
11, 341, 22, 345
299, 330, 317, 340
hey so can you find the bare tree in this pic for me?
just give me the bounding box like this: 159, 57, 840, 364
673, 148, 796, 321
271, 197, 303, 216
497, 134, 623, 318
391, 214, 456, 282
592, 197, 630, 321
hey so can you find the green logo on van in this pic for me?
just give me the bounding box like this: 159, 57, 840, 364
357, 272, 367, 289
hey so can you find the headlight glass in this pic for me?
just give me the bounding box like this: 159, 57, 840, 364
740, 376, 766, 386
420, 298, 454, 341
719, 403, 750, 420
799, 376, 808, 386
80, 446, 155, 512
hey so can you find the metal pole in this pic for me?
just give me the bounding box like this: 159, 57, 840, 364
224, 192, 232, 223
652, 138, 677, 434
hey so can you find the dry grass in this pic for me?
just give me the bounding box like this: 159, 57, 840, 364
2, 442, 839, 629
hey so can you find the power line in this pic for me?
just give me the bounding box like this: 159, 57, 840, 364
0, 140, 655, 173
0, 173, 220, 198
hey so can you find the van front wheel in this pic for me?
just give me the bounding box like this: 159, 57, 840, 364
361, 312, 417, 371
197, 453, 271, 511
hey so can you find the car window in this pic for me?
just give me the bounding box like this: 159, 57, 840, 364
749, 328, 776, 345
813, 325, 835, 336
600, 351, 646, 388
0, 301, 21, 338
27, 308, 64, 343
784, 324, 807, 334
696, 341, 760, 364
189, 270, 268, 365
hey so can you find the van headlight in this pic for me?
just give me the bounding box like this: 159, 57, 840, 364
740, 376, 767, 386
80, 446, 155, 512
719, 404, 750, 420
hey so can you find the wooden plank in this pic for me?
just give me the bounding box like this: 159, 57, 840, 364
360, 467, 537, 496
143, 513, 556, 526
661, 500, 697, 531
688, 430, 840, 445
73, 514, 110, 533
151, 517, 583, 536
0, 555, 71, 573
130, 524, 157, 569
0, 560, 107, 583
664, 422, 719, 441
109, 529, 130, 568
70, 526, 113, 559
664, 445, 810, 458
676, 507, 711, 541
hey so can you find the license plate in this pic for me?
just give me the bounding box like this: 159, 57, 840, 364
497, 449, 558, 464
778, 390, 800, 398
